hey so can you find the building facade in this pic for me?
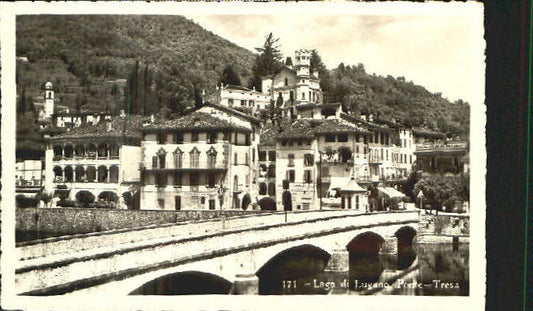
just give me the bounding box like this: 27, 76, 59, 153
43, 116, 143, 208
140, 104, 260, 210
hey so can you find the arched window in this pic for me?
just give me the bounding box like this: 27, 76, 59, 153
284, 77, 289, 86
157, 148, 167, 169
64, 165, 73, 182
190, 147, 200, 168
207, 146, 217, 168
86, 166, 96, 182
109, 144, 120, 158
259, 182, 267, 195
53, 145, 63, 159
74, 145, 85, 158
53, 166, 62, 181
64, 144, 74, 158
98, 143, 109, 158
109, 165, 119, 183
97, 165, 108, 183
173, 147, 183, 168
75, 166, 85, 182
87, 144, 97, 158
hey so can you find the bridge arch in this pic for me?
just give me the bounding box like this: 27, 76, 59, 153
346, 231, 385, 255
395, 226, 418, 270
129, 271, 232, 295
256, 244, 331, 295
395, 226, 417, 248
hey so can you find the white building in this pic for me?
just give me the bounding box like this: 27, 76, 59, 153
214, 84, 271, 111
262, 49, 322, 120
44, 115, 143, 208
140, 103, 261, 211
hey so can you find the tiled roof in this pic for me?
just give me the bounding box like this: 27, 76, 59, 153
143, 111, 251, 133
412, 128, 446, 139
339, 113, 393, 132
270, 118, 370, 141
313, 119, 370, 135
202, 102, 261, 125
49, 115, 144, 140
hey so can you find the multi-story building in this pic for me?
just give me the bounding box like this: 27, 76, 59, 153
15, 160, 43, 200
43, 115, 143, 208
140, 103, 261, 210
262, 49, 322, 120
414, 140, 468, 174
207, 84, 271, 112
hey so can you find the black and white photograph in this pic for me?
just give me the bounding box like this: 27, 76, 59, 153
1, 2, 486, 310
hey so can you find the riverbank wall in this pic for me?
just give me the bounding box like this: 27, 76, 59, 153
417, 214, 469, 243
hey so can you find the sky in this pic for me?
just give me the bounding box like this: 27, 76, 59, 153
189, 12, 484, 105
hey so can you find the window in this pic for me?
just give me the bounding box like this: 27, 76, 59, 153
157, 148, 167, 169
386, 150, 389, 161
290, 91, 294, 101
302, 92, 305, 100
249, 100, 255, 107
259, 182, 267, 195
281, 140, 287, 146
259, 151, 267, 161
287, 170, 295, 182
245, 153, 249, 165
152, 156, 158, 169
174, 172, 182, 187
338, 134, 348, 142
268, 151, 276, 162
284, 77, 289, 86
209, 199, 216, 210
228, 99, 234, 107
288, 154, 295, 167
191, 132, 199, 142
304, 154, 314, 166
268, 165, 276, 178
190, 174, 199, 192
207, 147, 217, 168
304, 170, 313, 183
234, 152, 238, 165
156, 172, 167, 187
268, 182, 276, 196
410, 155, 413, 163
158, 199, 164, 209
207, 132, 217, 144
173, 148, 183, 168
174, 132, 183, 144
241, 100, 246, 106
190, 147, 200, 168
157, 133, 165, 144
223, 131, 230, 141
325, 134, 335, 142
207, 172, 216, 188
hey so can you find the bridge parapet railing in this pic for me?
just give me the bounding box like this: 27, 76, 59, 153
16, 210, 420, 295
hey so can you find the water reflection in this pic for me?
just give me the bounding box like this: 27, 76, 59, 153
259, 242, 468, 296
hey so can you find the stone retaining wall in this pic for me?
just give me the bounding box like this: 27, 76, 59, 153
16, 207, 262, 241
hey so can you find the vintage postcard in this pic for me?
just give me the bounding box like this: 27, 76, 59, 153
0, 2, 485, 310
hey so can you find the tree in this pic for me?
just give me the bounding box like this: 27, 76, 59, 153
76, 191, 95, 208
17, 88, 27, 115
310, 49, 330, 91
249, 33, 283, 91
414, 174, 466, 213
220, 65, 241, 86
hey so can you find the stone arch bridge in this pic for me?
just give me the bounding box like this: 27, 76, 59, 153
16, 210, 419, 296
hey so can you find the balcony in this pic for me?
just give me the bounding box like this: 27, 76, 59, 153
415, 142, 467, 154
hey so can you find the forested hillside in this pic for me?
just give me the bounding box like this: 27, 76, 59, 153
17, 15, 256, 114
16, 16, 469, 158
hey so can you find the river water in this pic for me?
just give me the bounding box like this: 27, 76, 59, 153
274, 243, 469, 296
